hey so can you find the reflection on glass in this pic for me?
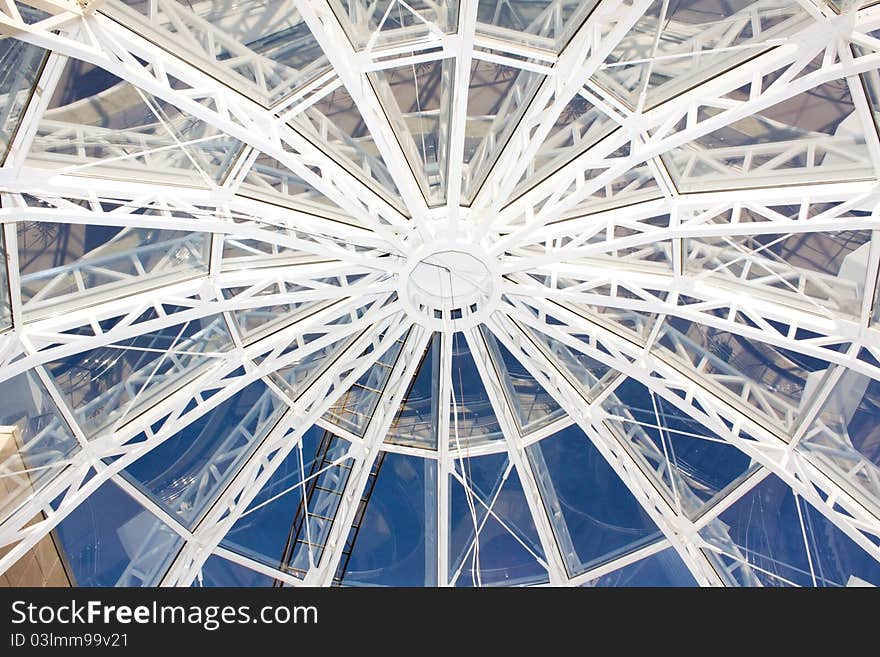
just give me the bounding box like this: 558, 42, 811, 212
369, 59, 454, 203
31, 60, 242, 184
295, 85, 400, 202
0, 371, 80, 523
598, 0, 809, 110
223, 425, 350, 580
585, 546, 697, 586
46, 313, 232, 439
338, 453, 437, 586
661, 74, 870, 191
449, 333, 504, 446
387, 334, 439, 449
53, 478, 182, 586
331, 0, 459, 49
481, 327, 564, 435
115, 0, 331, 105
449, 452, 548, 586
122, 380, 286, 528
17, 222, 209, 318
463, 61, 543, 201
476, 0, 594, 51
240, 151, 346, 211
685, 226, 871, 317
700, 474, 880, 586
656, 315, 838, 433
527, 423, 662, 576
323, 333, 405, 436
602, 378, 756, 519
0, 21, 46, 165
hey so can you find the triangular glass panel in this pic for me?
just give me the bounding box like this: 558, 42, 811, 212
222, 425, 351, 581
121, 379, 286, 528
449, 452, 548, 586
700, 474, 880, 586
53, 478, 182, 586
462, 61, 544, 200
449, 332, 504, 447
481, 326, 564, 435
603, 378, 756, 518
386, 333, 439, 450
336, 452, 437, 586
30, 60, 244, 185
323, 330, 407, 436
526, 423, 663, 576
368, 59, 453, 203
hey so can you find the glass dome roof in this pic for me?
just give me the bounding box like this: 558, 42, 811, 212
1, 0, 880, 587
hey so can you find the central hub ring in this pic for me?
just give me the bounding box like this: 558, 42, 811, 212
399, 241, 500, 332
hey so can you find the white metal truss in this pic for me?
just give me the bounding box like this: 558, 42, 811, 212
0, 0, 879, 587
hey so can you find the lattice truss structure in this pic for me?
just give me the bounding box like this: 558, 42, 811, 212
1, 0, 880, 587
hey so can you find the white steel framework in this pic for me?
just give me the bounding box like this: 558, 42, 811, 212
0, 0, 879, 587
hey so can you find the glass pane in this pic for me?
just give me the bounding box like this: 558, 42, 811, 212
368, 59, 454, 204
295, 86, 401, 202
476, 0, 594, 51
449, 332, 504, 447
0, 231, 10, 330
462, 61, 544, 201
339, 453, 437, 586
323, 333, 405, 436
0, 371, 79, 523
661, 75, 871, 191
122, 380, 286, 528
700, 474, 880, 586
527, 423, 662, 576
482, 327, 564, 435
684, 227, 872, 318
223, 426, 351, 579
603, 378, 756, 519
0, 21, 47, 164
115, 0, 331, 105
53, 478, 182, 586
17, 222, 210, 319
655, 315, 842, 434
386, 334, 439, 449
331, 0, 459, 49
31, 60, 243, 185
239, 150, 348, 213
449, 452, 548, 586
598, 0, 810, 109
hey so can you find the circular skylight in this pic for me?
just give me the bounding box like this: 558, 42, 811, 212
0, 0, 879, 588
